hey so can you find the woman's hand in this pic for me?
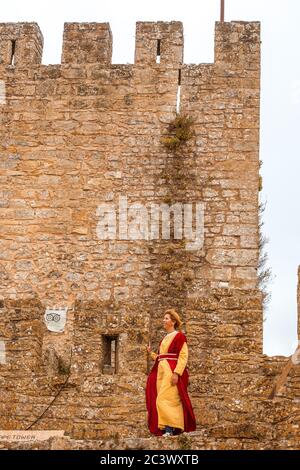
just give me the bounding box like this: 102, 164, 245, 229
171, 372, 179, 385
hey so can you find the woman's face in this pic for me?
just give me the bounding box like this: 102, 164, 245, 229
163, 314, 175, 331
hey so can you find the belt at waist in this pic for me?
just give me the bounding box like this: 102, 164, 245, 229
158, 353, 178, 361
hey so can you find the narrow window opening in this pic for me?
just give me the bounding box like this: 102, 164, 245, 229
102, 335, 118, 374
176, 69, 181, 113
10, 40, 16, 66
156, 39, 161, 64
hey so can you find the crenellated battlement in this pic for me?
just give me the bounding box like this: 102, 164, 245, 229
0, 20, 260, 67
0, 18, 262, 309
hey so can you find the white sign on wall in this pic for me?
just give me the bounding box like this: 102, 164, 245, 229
44, 307, 68, 333
0, 81, 6, 105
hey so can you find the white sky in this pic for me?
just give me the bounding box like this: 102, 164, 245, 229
1, 0, 300, 356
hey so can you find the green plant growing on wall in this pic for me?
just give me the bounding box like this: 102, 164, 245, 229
178, 433, 192, 450
161, 113, 194, 150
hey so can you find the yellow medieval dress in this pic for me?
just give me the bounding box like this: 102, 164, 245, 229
150, 330, 188, 431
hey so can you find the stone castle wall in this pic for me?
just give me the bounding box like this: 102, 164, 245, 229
0, 20, 299, 449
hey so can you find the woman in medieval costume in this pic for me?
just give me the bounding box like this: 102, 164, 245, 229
146, 309, 196, 436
